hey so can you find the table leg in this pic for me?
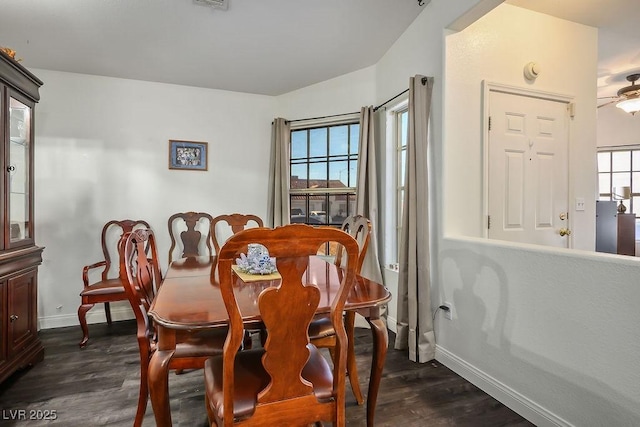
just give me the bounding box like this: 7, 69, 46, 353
365, 312, 388, 427
148, 349, 175, 427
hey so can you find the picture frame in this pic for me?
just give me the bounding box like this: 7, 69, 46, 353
168, 140, 208, 171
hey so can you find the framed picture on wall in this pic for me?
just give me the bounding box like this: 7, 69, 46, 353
168, 140, 208, 171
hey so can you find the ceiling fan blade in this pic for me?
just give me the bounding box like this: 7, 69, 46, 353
597, 99, 618, 109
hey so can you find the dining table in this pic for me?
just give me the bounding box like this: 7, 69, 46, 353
148, 254, 392, 427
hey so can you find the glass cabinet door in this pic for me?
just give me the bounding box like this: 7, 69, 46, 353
8, 95, 32, 246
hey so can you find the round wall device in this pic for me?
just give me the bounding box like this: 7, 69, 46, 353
523, 62, 540, 81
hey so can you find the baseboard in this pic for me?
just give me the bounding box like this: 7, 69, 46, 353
436, 346, 573, 427
38, 306, 135, 330
386, 314, 397, 333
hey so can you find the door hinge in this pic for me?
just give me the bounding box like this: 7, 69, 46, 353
487, 215, 491, 229
488, 116, 492, 131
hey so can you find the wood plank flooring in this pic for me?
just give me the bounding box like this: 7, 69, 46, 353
0, 320, 534, 426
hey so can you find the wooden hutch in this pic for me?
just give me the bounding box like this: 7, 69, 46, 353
0, 48, 44, 383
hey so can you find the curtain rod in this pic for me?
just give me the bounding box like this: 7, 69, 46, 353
287, 111, 359, 124
283, 77, 428, 123
373, 77, 428, 112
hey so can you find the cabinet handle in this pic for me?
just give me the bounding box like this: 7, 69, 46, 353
6, 165, 15, 172
9, 314, 19, 322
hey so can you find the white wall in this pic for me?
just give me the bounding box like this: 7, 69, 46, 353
35, 70, 276, 328
446, 4, 598, 250
597, 104, 640, 147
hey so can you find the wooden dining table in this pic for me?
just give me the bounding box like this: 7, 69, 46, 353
148, 255, 392, 427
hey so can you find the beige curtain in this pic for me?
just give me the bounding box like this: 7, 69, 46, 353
267, 118, 291, 227
394, 75, 435, 362
355, 106, 384, 284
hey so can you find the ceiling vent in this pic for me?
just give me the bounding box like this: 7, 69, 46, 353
194, 0, 229, 10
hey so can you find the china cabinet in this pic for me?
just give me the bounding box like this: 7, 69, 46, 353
0, 49, 44, 384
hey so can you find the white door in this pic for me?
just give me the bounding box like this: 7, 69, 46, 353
488, 90, 570, 247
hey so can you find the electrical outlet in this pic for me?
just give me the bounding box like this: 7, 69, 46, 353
442, 302, 453, 320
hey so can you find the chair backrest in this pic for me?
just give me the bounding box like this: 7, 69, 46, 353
217, 224, 359, 423
122, 228, 162, 347
167, 211, 214, 264
99, 219, 151, 281
334, 215, 371, 273
210, 213, 264, 254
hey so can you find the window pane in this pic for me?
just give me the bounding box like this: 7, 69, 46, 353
329, 160, 348, 187
612, 151, 630, 172
399, 147, 407, 187
348, 163, 357, 187
349, 124, 359, 155
598, 173, 611, 194
291, 130, 307, 159
597, 152, 611, 172
632, 172, 640, 195
290, 195, 308, 222
309, 161, 328, 187
633, 197, 640, 216
291, 164, 307, 183
612, 172, 631, 189
329, 126, 348, 156
329, 193, 350, 225
309, 128, 327, 157
400, 111, 408, 147
633, 151, 640, 171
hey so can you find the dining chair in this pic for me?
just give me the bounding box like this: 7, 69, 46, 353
77, 219, 151, 348
167, 211, 214, 264
210, 213, 267, 345
122, 228, 227, 427
308, 214, 372, 405
203, 224, 359, 426
210, 213, 264, 254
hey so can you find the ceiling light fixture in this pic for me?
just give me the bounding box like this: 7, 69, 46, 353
616, 74, 640, 115
193, 0, 228, 10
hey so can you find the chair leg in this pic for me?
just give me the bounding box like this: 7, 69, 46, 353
345, 311, 364, 405
104, 302, 113, 325
78, 303, 94, 348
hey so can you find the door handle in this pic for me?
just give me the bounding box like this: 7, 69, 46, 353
559, 228, 571, 237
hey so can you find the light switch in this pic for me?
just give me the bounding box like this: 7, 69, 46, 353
575, 197, 585, 211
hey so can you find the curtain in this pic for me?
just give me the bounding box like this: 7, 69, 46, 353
394, 75, 435, 362
355, 106, 384, 285
267, 118, 291, 228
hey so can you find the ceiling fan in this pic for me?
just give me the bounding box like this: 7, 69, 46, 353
598, 73, 640, 115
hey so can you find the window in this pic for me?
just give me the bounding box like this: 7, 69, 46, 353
597, 148, 640, 215
289, 120, 359, 227
385, 100, 409, 270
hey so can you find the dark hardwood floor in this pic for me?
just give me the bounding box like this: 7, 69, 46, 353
0, 320, 534, 426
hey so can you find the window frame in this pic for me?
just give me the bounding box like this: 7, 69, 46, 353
384, 98, 409, 270
597, 146, 640, 216
288, 115, 360, 229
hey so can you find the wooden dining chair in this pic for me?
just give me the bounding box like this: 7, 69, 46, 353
210, 213, 264, 254
308, 214, 372, 405
203, 224, 359, 426
77, 219, 151, 348
211, 213, 266, 344
122, 228, 227, 427
167, 211, 214, 264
